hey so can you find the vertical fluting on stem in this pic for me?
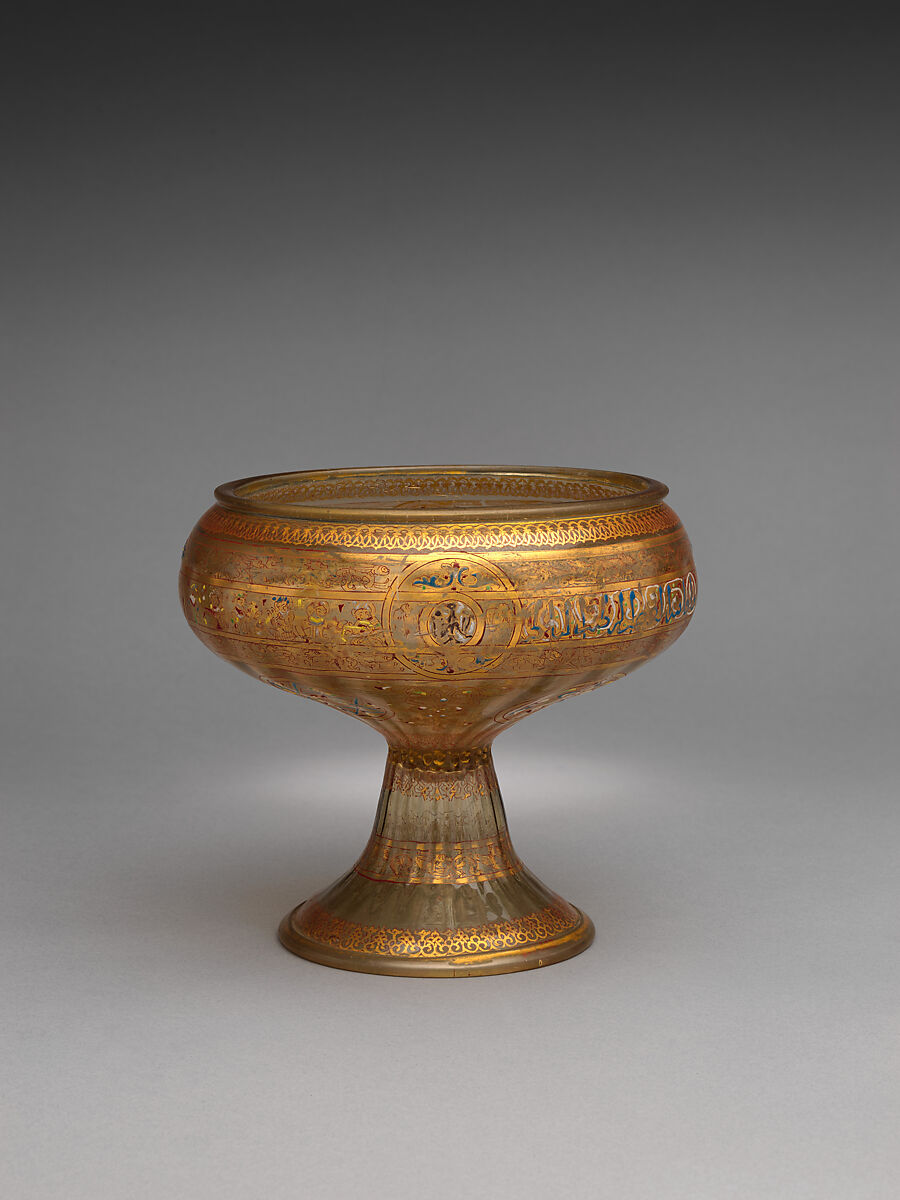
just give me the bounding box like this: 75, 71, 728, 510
301, 744, 578, 933
280, 742, 593, 973
355, 746, 520, 888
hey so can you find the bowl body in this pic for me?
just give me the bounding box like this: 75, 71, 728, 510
179, 466, 696, 748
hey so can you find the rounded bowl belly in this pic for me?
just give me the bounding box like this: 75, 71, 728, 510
179, 466, 696, 747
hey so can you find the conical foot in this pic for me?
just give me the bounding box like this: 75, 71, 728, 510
278, 746, 594, 977
279, 879, 594, 978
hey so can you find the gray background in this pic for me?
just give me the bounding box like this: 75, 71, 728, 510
3, 9, 898, 1198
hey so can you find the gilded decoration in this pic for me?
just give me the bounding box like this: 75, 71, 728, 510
180, 466, 697, 976
198, 502, 679, 552
288, 901, 583, 959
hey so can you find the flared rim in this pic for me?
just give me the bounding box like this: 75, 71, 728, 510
213, 465, 668, 524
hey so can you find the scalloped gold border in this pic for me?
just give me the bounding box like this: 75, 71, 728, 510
292, 900, 582, 958
200, 503, 679, 552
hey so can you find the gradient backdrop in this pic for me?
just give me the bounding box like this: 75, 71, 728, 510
3, 8, 898, 1198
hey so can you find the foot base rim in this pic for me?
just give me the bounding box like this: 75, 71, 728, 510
278, 903, 595, 977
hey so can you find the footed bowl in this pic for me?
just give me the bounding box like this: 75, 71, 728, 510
179, 465, 696, 976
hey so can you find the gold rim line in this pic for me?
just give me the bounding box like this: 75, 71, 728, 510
214, 464, 668, 524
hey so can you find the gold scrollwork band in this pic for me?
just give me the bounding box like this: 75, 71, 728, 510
293, 901, 583, 958
354, 832, 521, 886
201, 504, 679, 552
387, 747, 492, 772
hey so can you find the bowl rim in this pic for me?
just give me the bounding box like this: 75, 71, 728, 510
213, 465, 669, 524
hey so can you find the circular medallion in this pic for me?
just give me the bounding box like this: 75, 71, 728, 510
424, 600, 480, 646
384, 555, 519, 677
